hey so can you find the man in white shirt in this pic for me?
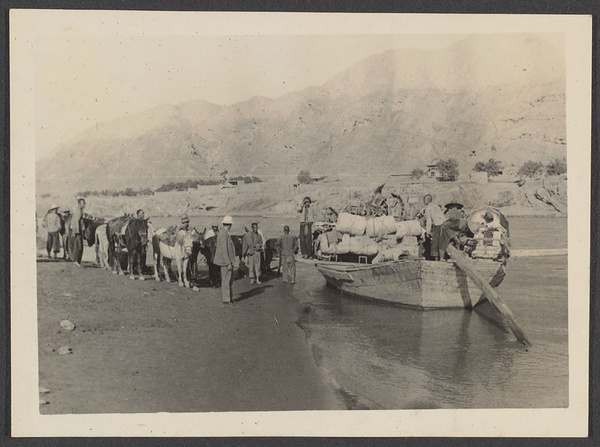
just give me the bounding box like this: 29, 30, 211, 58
423, 194, 446, 261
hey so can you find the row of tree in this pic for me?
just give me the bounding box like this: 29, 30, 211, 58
78, 176, 263, 197
409, 157, 566, 182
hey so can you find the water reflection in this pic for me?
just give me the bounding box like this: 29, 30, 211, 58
296, 278, 563, 409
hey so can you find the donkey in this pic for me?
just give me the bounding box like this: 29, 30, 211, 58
152, 227, 202, 288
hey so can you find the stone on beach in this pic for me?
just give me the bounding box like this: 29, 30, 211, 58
58, 346, 73, 355
60, 320, 75, 331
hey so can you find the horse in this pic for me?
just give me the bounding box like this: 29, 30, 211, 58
264, 238, 281, 274
82, 217, 106, 249
152, 228, 202, 288
94, 223, 110, 270
106, 216, 149, 280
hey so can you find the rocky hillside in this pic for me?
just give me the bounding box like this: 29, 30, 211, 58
36, 34, 565, 193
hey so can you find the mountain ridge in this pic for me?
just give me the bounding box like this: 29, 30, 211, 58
36, 34, 565, 192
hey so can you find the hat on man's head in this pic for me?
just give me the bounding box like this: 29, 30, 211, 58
49, 204, 59, 211
222, 215, 233, 225
211, 221, 220, 228
445, 202, 464, 210
303, 196, 312, 204
62, 207, 71, 214
181, 215, 190, 224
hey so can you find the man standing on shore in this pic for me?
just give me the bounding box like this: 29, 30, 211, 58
243, 222, 263, 285
214, 215, 236, 304
42, 205, 61, 259
277, 225, 298, 284
299, 196, 315, 259
423, 194, 446, 261
61, 207, 72, 260
204, 222, 221, 287
69, 198, 86, 266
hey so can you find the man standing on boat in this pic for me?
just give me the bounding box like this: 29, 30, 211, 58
299, 196, 315, 259
423, 194, 446, 261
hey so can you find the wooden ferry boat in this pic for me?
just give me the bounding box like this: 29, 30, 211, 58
315, 258, 506, 309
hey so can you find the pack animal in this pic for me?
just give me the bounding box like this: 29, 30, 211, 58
106, 216, 149, 280
264, 238, 281, 274
152, 228, 202, 288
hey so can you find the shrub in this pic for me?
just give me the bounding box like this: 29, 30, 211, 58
517, 161, 544, 179
546, 158, 567, 176
297, 170, 312, 184
411, 168, 425, 180
436, 158, 459, 182
474, 158, 504, 177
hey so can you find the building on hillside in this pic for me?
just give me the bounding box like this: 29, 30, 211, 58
426, 163, 439, 178
220, 180, 241, 196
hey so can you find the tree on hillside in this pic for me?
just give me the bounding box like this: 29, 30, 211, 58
436, 158, 459, 182
411, 168, 425, 180
297, 170, 312, 184
474, 158, 504, 177
517, 161, 544, 179
546, 158, 567, 176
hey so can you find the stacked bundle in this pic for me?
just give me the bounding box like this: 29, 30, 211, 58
335, 213, 367, 236
321, 212, 426, 259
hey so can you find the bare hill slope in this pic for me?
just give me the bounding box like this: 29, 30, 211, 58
36, 34, 565, 193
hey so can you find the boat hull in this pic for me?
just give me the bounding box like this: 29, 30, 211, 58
315, 259, 505, 309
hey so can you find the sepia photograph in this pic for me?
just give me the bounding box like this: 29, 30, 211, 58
10, 10, 591, 437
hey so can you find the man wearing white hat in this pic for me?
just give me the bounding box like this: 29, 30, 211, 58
214, 215, 236, 303
41, 205, 61, 259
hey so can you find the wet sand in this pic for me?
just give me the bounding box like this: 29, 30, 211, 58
37, 258, 346, 414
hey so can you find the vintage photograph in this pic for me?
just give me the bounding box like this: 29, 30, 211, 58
11, 11, 591, 437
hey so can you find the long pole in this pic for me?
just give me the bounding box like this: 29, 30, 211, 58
446, 245, 532, 347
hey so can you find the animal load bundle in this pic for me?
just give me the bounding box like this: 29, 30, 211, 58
335, 212, 367, 236
155, 225, 179, 246
395, 220, 425, 240
107, 215, 134, 242
365, 216, 398, 238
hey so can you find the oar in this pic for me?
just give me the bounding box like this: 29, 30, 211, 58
446, 245, 532, 348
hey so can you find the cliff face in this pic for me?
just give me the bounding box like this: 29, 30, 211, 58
36, 34, 565, 194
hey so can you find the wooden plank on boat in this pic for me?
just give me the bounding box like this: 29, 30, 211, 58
446, 245, 532, 347
317, 267, 354, 282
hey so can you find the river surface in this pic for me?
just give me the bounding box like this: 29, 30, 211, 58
150, 215, 569, 409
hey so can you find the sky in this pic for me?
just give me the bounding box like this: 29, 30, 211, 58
34, 33, 563, 160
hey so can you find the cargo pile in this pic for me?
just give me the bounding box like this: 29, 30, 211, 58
316, 205, 510, 264
318, 212, 424, 260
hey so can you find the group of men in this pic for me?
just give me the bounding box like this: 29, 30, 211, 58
214, 216, 300, 304
40, 198, 87, 266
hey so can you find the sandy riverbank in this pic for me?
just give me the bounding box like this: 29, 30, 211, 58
37, 258, 347, 414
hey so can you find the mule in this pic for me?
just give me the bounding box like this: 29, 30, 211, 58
94, 223, 110, 270
152, 228, 202, 288
264, 238, 281, 274
107, 216, 149, 280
